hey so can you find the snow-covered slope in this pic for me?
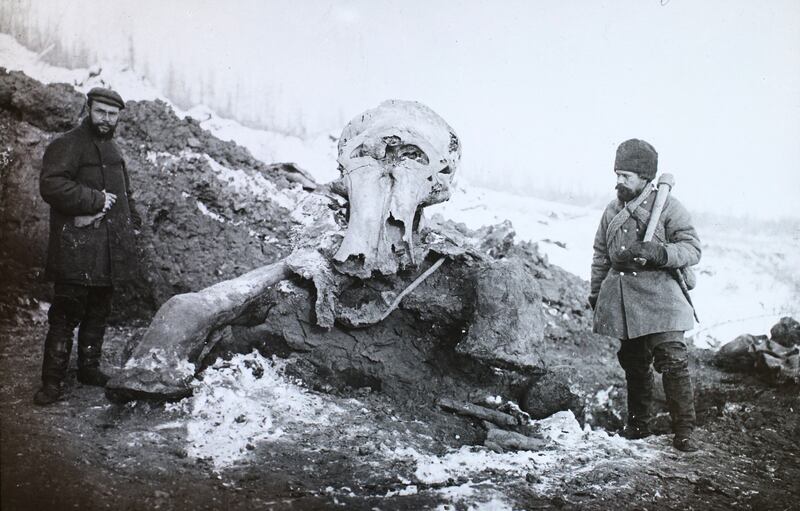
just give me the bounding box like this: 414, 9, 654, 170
0, 33, 339, 182
2, 32, 796, 349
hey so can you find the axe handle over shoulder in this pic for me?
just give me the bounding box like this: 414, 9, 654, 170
642, 173, 674, 242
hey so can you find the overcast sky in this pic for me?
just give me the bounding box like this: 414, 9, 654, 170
7, 0, 800, 219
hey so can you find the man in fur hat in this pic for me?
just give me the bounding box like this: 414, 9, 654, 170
589, 139, 701, 452
34, 87, 141, 405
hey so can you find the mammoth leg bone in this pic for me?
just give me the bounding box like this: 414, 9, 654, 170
105, 261, 292, 402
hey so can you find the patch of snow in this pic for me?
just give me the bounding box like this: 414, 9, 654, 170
434, 481, 515, 511
124, 348, 195, 378
201, 154, 302, 211
145, 150, 172, 166
594, 385, 614, 406
428, 180, 598, 279
170, 352, 343, 469
195, 200, 225, 223
436, 481, 477, 501
152, 421, 184, 431
384, 485, 418, 497
386, 411, 658, 496
191, 107, 339, 183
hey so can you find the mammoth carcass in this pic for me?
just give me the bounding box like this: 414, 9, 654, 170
106, 101, 564, 432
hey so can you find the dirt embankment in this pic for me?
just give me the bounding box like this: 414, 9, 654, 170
0, 68, 310, 320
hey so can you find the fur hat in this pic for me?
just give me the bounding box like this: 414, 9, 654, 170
615, 139, 657, 180
87, 87, 125, 110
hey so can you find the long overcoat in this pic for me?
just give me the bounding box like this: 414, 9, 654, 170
590, 187, 701, 339
40, 117, 140, 285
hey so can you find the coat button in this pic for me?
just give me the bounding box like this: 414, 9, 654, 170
621, 245, 626, 250
620, 271, 625, 276
633, 272, 637, 276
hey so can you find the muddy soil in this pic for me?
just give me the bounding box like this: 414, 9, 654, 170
2, 274, 798, 511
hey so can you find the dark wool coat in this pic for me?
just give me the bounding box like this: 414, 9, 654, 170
590, 189, 701, 339
40, 117, 140, 285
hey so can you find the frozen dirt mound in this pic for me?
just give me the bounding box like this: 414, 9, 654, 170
0, 68, 314, 319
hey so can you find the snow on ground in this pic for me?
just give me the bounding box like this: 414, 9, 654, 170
200, 152, 305, 211
385, 410, 660, 506
164, 352, 344, 469
160, 351, 662, 505
429, 182, 599, 279
184, 104, 340, 183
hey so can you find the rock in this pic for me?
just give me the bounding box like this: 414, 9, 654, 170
455, 258, 546, 371
770, 317, 800, 348
714, 334, 766, 370
521, 370, 584, 420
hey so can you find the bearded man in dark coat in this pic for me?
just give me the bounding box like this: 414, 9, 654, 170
589, 139, 701, 452
34, 87, 142, 405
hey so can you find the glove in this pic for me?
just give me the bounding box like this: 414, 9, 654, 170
620, 241, 668, 267
588, 295, 597, 310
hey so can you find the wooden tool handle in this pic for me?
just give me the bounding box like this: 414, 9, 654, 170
642, 173, 674, 242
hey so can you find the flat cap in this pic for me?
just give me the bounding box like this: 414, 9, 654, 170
87, 87, 125, 109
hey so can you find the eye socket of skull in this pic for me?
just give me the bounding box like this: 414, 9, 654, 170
348, 140, 430, 165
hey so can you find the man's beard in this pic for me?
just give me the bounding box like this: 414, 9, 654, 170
89, 117, 117, 139
616, 184, 637, 202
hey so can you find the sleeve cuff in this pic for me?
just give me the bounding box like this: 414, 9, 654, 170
92, 190, 105, 212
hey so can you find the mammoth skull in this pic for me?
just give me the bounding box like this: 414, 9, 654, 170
333, 100, 461, 278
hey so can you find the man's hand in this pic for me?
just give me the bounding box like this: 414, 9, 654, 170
620, 241, 668, 267
103, 190, 117, 212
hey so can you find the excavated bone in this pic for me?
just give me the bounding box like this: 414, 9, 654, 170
110, 101, 552, 419
437, 397, 520, 428
105, 261, 291, 401
484, 427, 549, 453
333, 100, 461, 278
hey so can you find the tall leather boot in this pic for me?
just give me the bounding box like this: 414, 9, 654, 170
623, 368, 654, 439
77, 326, 109, 386
655, 340, 699, 452
34, 325, 75, 405
663, 369, 698, 451
76, 287, 113, 386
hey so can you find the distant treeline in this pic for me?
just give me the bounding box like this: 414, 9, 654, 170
0, 1, 315, 138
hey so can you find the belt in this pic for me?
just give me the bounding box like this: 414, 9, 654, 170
610, 266, 662, 275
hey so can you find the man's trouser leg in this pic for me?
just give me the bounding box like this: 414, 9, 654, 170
77, 286, 113, 386
35, 284, 87, 404
652, 335, 696, 436
617, 338, 655, 437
